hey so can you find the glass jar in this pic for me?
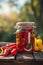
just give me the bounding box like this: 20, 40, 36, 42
15, 22, 35, 52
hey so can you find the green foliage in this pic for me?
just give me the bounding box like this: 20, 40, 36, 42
20, 2, 37, 23
0, 0, 43, 42
31, 0, 43, 34
0, 29, 16, 42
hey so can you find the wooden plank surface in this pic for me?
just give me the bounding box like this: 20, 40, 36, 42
16, 52, 43, 61
33, 52, 43, 61
0, 52, 43, 61
0, 52, 43, 65
17, 53, 33, 60
0, 42, 43, 61
0, 55, 15, 61
0, 42, 43, 65
0, 55, 14, 60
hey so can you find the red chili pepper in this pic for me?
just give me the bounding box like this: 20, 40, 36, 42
8, 44, 16, 51
18, 48, 24, 53
0, 48, 9, 56
28, 29, 31, 32
20, 32, 23, 38
24, 31, 28, 38
1, 43, 16, 50
11, 48, 17, 56
16, 42, 25, 53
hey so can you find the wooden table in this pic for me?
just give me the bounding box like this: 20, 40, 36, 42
0, 42, 43, 65
0, 52, 43, 65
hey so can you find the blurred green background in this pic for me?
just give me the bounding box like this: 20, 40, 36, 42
0, 0, 43, 42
